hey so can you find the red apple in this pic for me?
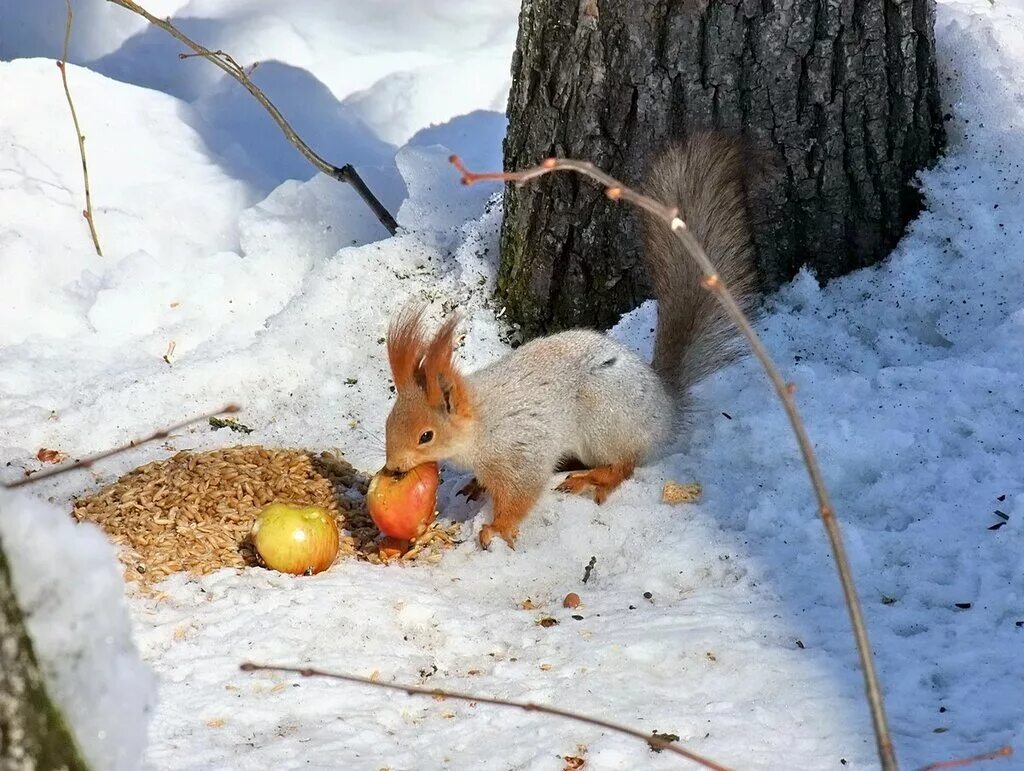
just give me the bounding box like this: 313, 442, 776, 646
367, 463, 439, 540
250, 503, 339, 575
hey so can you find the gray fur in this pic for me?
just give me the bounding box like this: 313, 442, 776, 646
451, 133, 757, 480
450, 330, 674, 491
642, 132, 759, 401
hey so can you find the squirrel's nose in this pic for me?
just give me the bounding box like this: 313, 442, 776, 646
384, 458, 409, 474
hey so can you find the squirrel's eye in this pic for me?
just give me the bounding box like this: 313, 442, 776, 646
418, 430, 434, 445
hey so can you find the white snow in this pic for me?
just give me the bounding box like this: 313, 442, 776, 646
1, 0, 1022, 769
0, 0, 517, 200
0, 489, 155, 771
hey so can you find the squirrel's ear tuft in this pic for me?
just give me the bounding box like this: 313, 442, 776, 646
422, 315, 471, 417
387, 306, 427, 393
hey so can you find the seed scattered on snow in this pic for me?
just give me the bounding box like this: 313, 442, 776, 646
73, 445, 458, 586
661, 480, 702, 504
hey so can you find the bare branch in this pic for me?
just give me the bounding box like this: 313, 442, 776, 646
57, 0, 102, 256
240, 662, 730, 769
3, 405, 240, 490
177, 49, 246, 75
917, 746, 1013, 771
450, 155, 897, 769
105, 0, 398, 236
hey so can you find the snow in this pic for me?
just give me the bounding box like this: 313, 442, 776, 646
1, 0, 1022, 769
0, 0, 517, 200
0, 489, 155, 771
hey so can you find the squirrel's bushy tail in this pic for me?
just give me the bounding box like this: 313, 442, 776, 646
641, 132, 759, 400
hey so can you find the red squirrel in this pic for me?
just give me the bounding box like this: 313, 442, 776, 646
383, 132, 759, 549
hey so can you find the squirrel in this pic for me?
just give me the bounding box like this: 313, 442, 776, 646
383, 132, 759, 549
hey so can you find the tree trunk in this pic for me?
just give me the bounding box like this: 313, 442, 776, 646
0, 535, 88, 771
500, 0, 945, 337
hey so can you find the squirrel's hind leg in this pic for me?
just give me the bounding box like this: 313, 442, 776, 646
556, 459, 636, 504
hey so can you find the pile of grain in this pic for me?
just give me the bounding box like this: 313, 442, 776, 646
73, 446, 458, 584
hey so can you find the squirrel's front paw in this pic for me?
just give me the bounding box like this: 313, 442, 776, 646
479, 523, 517, 550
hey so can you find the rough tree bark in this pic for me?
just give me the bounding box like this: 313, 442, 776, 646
0, 532, 88, 771
500, 0, 945, 337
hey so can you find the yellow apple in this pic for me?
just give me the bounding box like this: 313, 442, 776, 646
250, 503, 339, 575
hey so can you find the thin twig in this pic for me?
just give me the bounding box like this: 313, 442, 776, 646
57, 0, 102, 256
104, 0, 398, 235
917, 746, 1013, 771
240, 662, 729, 770
178, 49, 246, 74
3, 405, 239, 490
450, 154, 897, 770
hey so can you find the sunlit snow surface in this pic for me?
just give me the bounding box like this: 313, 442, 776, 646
0, 0, 1021, 768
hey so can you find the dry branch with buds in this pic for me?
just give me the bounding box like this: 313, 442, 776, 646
3, 405, 240, 490
449, 153, 898, 770
240, 662, 730, 770
57, 0, 102, 256
917, 747, 1013, 771
105, 0, 398, 235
